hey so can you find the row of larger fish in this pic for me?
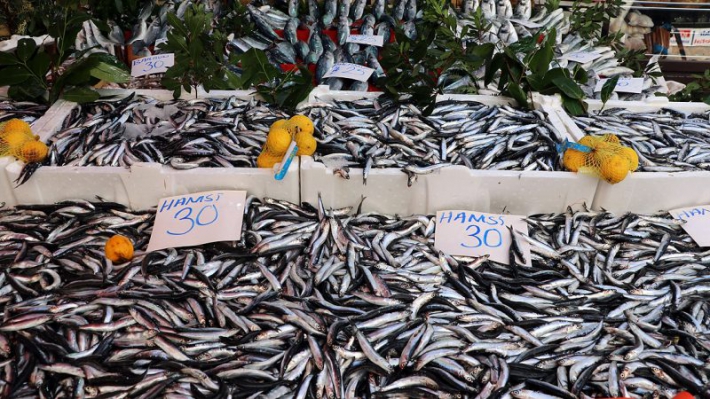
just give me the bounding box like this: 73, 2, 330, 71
0, 197, 709, 398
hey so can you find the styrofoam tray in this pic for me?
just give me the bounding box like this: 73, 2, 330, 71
300, 89, 598, 215
4, 89, 300, 209
554, 98, 710, 213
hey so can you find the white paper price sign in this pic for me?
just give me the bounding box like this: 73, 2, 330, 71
347, 34, 385, 47
434, 210, 531, 266
131, 53, 175, 77
594, 77, 644, 94
147, 190, 246, 252
565, 51, 602, 64
324, 63, 374, 82
669, 206, 710, 247
510, 19, 542, 29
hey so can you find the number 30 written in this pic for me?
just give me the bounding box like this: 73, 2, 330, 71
461, 224, 503, 248
167, 205, 219, 236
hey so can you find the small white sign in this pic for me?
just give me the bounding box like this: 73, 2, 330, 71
131, 53, 175, 77
671, 28, 694, 47
323, 63, 374, 82
147, 190, 246, 252
692, 29, 710, 46
434, 210, 531, 266
669, 206, 708, 247
346, 34, 385, 47
565, 51, 602, 64
594, 77, 644, 94
510, 19, 542, 29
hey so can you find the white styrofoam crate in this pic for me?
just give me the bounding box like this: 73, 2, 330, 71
301, 89, 599, 215
5, 89, 300, 209
554, 99, 710, 213
0, 158, 16, 207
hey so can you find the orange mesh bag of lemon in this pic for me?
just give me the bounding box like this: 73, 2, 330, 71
559, 134, 639, 184
0, 118, 49, 164
257, 114, 317, 169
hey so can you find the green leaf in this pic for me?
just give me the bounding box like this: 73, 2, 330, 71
485, 53, 504, 86
89, 61, 130, 83
167, 12, 188, 37
573, 64, 589, 85
62, 86, 101, 103
507, 82, 529, 109
552, 76, 585, 100
528, 43, 553, 75
8, 84, 46, 102
526, 74, 546, 92
16, 39, 37, 62
28, 52, 52, 80
601, 75, 619, 105
0, 52, 19, 66
562, 95, 586, 116
0, 66, 32, 86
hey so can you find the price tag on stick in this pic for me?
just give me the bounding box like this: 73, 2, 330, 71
131, 53, 175, 77
346, 34, 385, 47
147, 190, 246, 252
323, 63, 374, 82
434, 210, 531, 266
594, 77, 644, 94
669, 205, 710, 247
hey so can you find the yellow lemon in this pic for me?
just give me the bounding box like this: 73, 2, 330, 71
270, 119, 288, 132
16, 141, 48, 163
563, 149, 586, 172
1, 130, 33, 151
578, 136, 595, 147
287, 114, 314, 137
266, 128, 292, 156
295, 131, 317, 156
2, 119, 32, 135
257, 151, 282, 168
600, 154, 629, 184
621, 147, 639, 171
105, 235, 134, 263
603, 134, 620, 144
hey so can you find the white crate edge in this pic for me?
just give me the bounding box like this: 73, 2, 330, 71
0, 158, 16, 207
6, 89, 300, 209
552, 99, 710, 213
301, 91, 598, 215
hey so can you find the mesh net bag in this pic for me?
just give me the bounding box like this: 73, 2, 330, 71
0, 119, 47, 163
562, 134, 639, 184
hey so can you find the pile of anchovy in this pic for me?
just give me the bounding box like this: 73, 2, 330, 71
45, 94, 289, 169
1, 198, 709, 398
305, 98, 565, 184
574, 108, 710, 172
0, 101, 48, 125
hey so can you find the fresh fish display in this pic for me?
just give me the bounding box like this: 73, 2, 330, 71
574, 108, 710, 172
43, 94, 289, 169
0, 101, 48, 125
303, 98, 566, 184
0, 199, 709, 398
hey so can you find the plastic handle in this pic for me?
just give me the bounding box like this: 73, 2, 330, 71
556, 139, 592, 154
274, 141, 298, 181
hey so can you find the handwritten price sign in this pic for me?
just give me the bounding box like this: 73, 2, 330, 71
594, 77, 644, 94
323, 63, 374, 82
147, 190, 246, 252
131, 53, 175, 77
346, 34, 385, 47
434, 210, 531, 266
565, 51, 602, 64
670, 205, 709, 246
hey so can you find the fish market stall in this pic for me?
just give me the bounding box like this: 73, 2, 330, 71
300, 89, 598, 215
0, 197, 707, 398
3, 90, 300, 209
554, 98, 710, 213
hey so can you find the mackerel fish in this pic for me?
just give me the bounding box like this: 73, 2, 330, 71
1, 198, 709, 398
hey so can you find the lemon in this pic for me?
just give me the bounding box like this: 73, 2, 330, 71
295, 131, 317, 156
621, 147, 639, 171
105, 235, 134, 263
287, 115, 314, 137
603, 134, 620, 144
578, 136, 595, 147
257, 151, 282, 168
600, 154, 629, 184
1, 130, 33, 151
270, 119, 288, 132
266, 128, 292, 156
2, 119, 32, 136
563, 149, 586, 172
16, 141, 48, 163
